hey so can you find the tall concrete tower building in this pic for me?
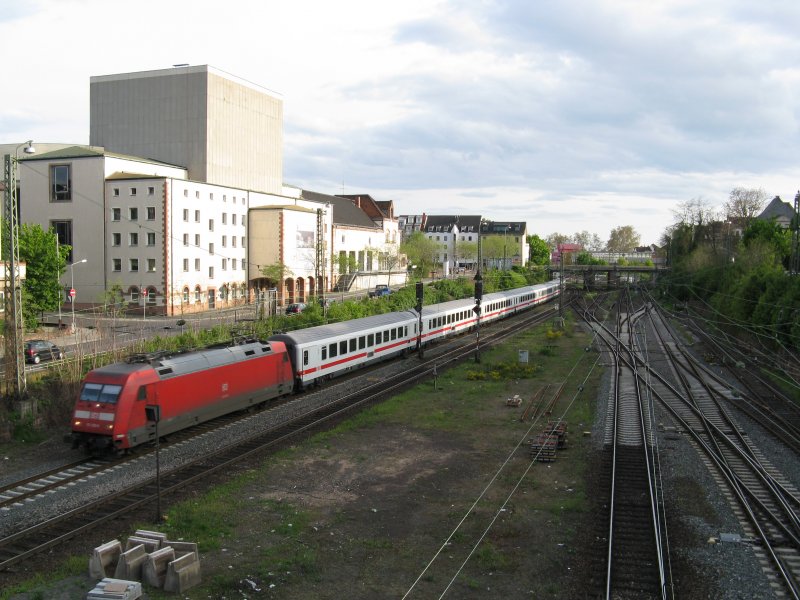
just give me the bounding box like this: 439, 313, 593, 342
90, 65, 283, 194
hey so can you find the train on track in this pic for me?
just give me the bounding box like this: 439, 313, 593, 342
69, 280, 560, 452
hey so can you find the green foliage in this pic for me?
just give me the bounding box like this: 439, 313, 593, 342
575, 251, 605, 265
400, 231, 440, 276
527, 234, 551, 265
18, 223, 70, 328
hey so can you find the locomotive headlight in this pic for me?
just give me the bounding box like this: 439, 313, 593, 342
74, 420, 82, 426
107, 424, 114, 430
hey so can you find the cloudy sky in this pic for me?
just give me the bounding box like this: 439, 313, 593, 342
2, 0, 799, 244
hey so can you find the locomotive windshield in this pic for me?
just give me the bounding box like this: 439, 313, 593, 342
80, 383, 123, 404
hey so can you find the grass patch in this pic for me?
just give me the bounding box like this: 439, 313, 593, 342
0, 555, 85, 600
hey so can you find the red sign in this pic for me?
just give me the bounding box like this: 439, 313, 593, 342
142, 289, 148, 297
69, 288, 76, 297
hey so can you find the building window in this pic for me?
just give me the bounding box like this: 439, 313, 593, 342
183, 287, 189, 303
183, 258, 189, 272
209, 193, 214, 200
130, 287, 140, 303
232, 214, 237, 225
183, 233, 189, 246
194, 210, 200, 222
195, 258, 200, 271
195, 191, 200, 199
129, 232, 138, 246
112, 259, 121, 272
129, 207, 138, 221
130, 187, 137, 196
195, 286, 201, 303
209, 219, 214, 232
113, 188, 119, 197
129, 258, 139, 272
232, 237, 237, 248
51, 220, 73, 262
232, 258, 237, 270
195, 234, 200, 246
223, 195, 227, 202
222, 213, 227, 225
183, 208, 189, 221
241, 214, 245, 225
209, 243, 215, 255
147, 259, 156, 272
222, 235, 227, 247
148, 186, 155, 195
222, 258, 227, 270
209, 266, 214, 279
183, 189, 188, 197
147, 232, 155, 246
112, 208, 121, 221
146, 206, 156, 220
50, 164, 71, 201
112, 233, 121, 246
146, 287, 156, 304
241, 236, 245, 247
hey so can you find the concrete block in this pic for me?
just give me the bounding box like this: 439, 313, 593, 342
86, 577, 142, 599
133, 529, 167, 545
89, 540, 122, 580
163, 551, 202, 593
125, 535, 159, 553
113, 544, 147, 581
164, 540, 199, 561
142, 546, 175, 589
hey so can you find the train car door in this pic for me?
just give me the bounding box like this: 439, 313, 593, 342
302, 345, 321, 382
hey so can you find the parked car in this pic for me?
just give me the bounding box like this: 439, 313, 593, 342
285, 303, 307, 315
24, 340, 64, 364
368, 284, 391, 298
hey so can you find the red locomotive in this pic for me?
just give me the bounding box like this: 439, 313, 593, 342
69, 339, 293, 452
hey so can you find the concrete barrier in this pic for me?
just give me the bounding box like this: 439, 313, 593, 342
142, 546, 175, 589
133, 529, 167, 545
163, 551, 202, 593
164, 540, 199, 561
125, 535, 160, 554
86, 577, 142, 599
113, 544, 147, 581
89, 540, 122, 580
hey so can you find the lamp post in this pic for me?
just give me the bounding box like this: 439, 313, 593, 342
503, 224, 512, 271
69, 259, 87, 333
3, 140, 36, 398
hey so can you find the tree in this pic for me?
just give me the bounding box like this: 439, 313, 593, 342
400, 231, 440, 276
545, 232, 570, 248
260, 263, 293, 287
527, 234, 551, 265
18, 223, 70, 327
455, 240, 478, 269
573, 230, 604, 252
725, 187, 767, 226
606, 225, 640, 253
379, 243, 403, 284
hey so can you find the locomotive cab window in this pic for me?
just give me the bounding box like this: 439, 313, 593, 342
80, 383, 123, 404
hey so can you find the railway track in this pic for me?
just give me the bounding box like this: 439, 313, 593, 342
582, 288, 800, 598
0, 302, 558, 573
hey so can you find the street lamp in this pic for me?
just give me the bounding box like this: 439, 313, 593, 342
69, 259, 87, 333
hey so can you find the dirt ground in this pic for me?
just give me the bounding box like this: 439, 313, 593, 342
2, 373, 598, 600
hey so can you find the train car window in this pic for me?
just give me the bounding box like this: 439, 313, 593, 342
391, 329, 396, 341
137, 386, 147, 401
404, 326, 408, 336
368, 333, 374, 346
339, 341, 347, 355
322, 347, 327, 360
329, 343, 338, 358
428, 319, 433, 328
303, 350, 309, 366
376, 331, 382, 344
349, 338, 357, 352
384, 330, 390, 341
359, 336, 366, 349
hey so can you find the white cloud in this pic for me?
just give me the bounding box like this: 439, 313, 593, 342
2, 0, 798, 246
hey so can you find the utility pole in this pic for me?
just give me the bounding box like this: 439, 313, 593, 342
791, 190, 799, 275
3, 152, 26, 399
